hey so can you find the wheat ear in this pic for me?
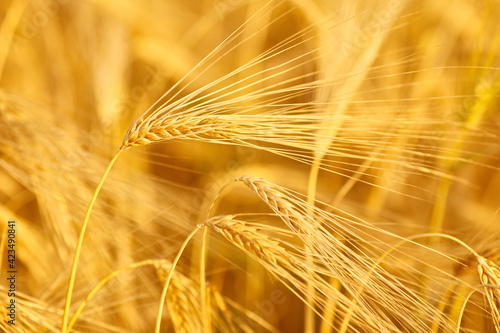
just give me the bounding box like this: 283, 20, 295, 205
121, 115, 238, 149
167, 278, 202, 333
236, 175, 311, 233
235, 176, 469, 332
236, 175, 318, 330
476, 256, 500, 332
202, 215, 394, 332
203, 215, 293, 268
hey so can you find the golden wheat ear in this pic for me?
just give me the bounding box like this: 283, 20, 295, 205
476, 256, 500, 332
203, 215, 295, 268
121, 115, 238, 149
230, 176, 476, 332
207, 214, 428, 332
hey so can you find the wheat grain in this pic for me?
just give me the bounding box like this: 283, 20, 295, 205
166, 278, 203, 333
121, 115, 239, 149
236, 175, 312, 233
203, 215, 293, 268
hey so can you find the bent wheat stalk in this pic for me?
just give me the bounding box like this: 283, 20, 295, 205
456, 284, 500, 333
61, 150, 122, 333
155, 225, 201, 333
67, 259, 170, 332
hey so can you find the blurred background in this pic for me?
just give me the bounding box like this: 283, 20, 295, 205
1, 0, 500, 332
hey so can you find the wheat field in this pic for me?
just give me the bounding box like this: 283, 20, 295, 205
1, 0, 500, 332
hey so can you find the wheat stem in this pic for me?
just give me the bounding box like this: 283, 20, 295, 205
304, 157, 321, 333
67, 259, 162, 331
61, 149, 122, 333
456, 284, 500, 333
155, 225, 201, 333
200, 179, 239, 333
200, 226, 210, 333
